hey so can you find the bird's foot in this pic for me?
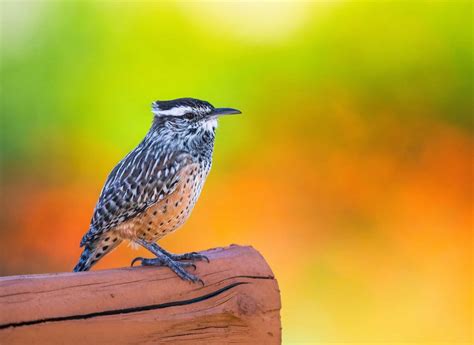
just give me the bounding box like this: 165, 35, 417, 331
131, 256, 204, 285
165, 251, 210, 263
149, 243, 210, 263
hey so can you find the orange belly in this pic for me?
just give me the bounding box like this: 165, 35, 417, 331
112, 163, 206, 243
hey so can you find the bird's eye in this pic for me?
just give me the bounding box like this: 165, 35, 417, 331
183, 113, 194, 120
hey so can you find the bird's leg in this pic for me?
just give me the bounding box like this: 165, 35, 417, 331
150, 242, 209, 263
131, 239, 204, 285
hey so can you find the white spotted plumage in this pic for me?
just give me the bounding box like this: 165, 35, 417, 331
74, 98, 222, 272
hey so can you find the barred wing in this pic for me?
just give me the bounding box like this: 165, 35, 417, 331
80, 146, 193, 246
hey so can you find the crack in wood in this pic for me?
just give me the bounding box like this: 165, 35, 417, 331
0, 282, 249, 330
0, 281, 106, 299
159, 325, 248, 340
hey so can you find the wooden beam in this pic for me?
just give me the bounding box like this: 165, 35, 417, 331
0, 245, 281, 344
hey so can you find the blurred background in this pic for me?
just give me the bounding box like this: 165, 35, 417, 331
0, 1, 472, 344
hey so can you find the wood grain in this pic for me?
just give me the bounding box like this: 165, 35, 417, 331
0, 245, 281, 344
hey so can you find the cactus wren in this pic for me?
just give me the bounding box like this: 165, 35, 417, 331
73, 98, 241, 284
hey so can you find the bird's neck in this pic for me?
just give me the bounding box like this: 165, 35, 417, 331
189, 121, 216, 161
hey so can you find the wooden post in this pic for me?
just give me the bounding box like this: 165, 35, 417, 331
0, 245, 281, 344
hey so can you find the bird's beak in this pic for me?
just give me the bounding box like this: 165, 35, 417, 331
210, 107, 242, 116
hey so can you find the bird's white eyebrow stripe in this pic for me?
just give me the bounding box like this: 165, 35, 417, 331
152, 106, 194, 117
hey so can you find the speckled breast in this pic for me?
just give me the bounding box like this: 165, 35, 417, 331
115, 163, 209, 243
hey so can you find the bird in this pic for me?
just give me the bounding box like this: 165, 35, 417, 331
73, 97, 241, 284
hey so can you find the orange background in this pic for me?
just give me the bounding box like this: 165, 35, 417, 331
0, 1, 472, 344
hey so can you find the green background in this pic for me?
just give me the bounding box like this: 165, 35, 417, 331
1, 1, 472, 343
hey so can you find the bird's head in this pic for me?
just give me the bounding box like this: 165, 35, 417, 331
151, 98, 241, 131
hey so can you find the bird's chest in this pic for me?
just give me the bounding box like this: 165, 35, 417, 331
116, 163, 209, 242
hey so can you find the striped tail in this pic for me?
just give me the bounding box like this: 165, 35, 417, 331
73, 237, 122, 272
73, 245, 94, 272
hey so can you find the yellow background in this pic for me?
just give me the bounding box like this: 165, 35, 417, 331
0, 1, 472, 344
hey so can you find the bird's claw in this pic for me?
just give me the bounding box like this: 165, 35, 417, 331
131, 257, 144, 267
130, 255, 203, 285
189, 252, 210, 263
168, 251, 210, 263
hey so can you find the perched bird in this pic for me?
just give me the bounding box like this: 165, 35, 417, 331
73, 98, 241, 284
